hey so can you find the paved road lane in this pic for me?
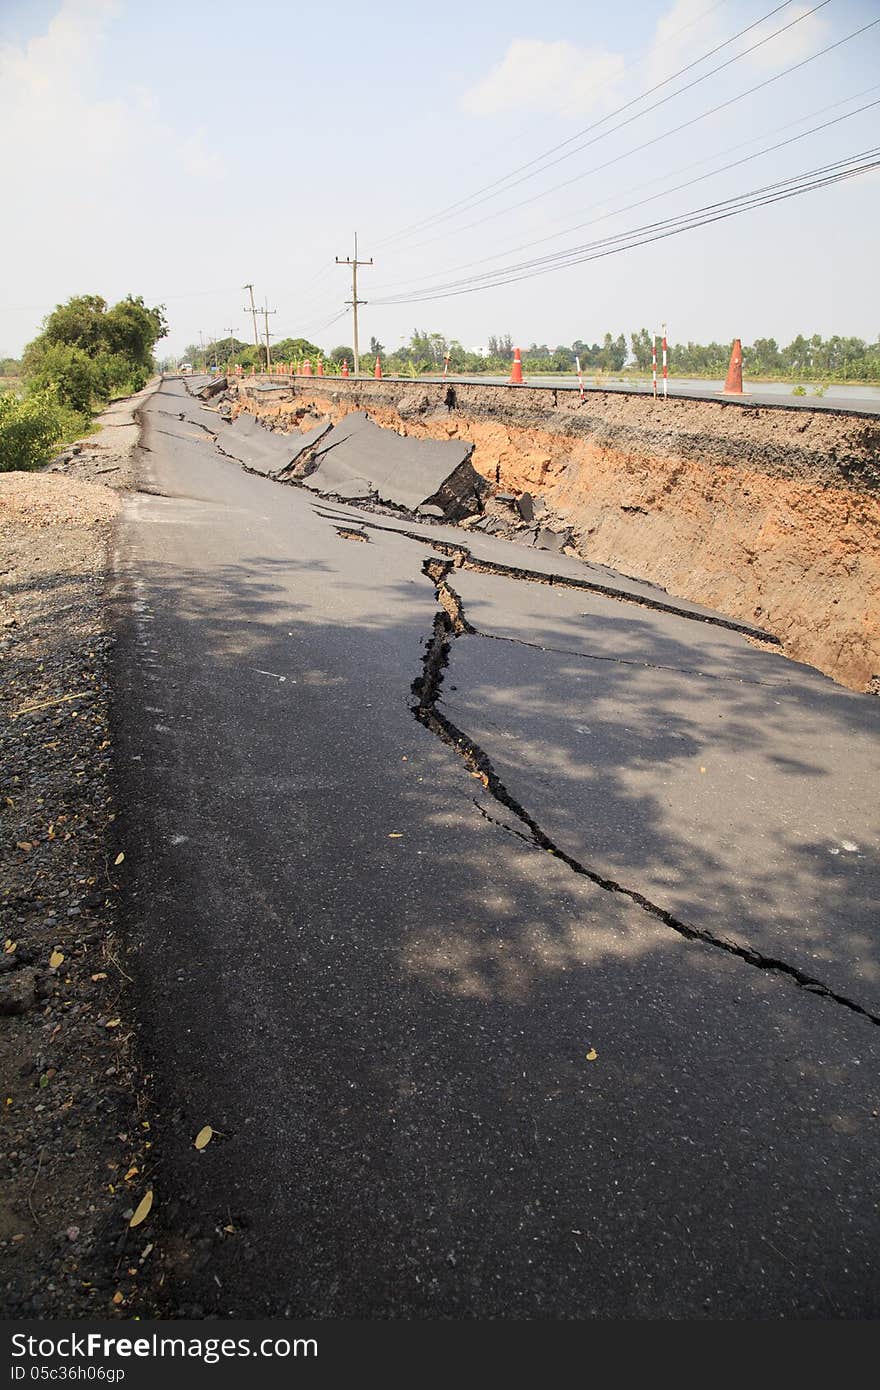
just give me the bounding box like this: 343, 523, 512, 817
112, 378, 880, 1317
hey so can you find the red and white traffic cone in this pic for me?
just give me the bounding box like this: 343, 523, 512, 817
374, 355, 382, 379
302, 358, 313, 376
316, 358, 324, 377
723, 338, 744, 394
509, 347, 524, 385
341, 359, 350, 378
575, 355, 585, 401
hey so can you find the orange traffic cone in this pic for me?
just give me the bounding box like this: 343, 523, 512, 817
723, 339, 743, 394
509, 347, 524, 385
316, 358, 324, 377
341, 359, 350, 378
374, 355, 382, 379
302, 359, 312, 376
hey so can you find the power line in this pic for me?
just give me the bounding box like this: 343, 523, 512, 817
371, 148, 880, 306
376, 150, 878, 300
375, 0, 827, 248
377, 11, 879, 268
446, 0, 734, 188
370, 89, 880, 296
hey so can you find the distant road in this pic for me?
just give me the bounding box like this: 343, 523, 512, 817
434, 374, 880, 415
229, 370, 880, 417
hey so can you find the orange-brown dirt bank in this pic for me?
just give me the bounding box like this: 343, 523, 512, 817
236, 377, 880, 693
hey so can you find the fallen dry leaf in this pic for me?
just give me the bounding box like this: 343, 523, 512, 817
114, 852, 125, 866
91, 972, 107, 982
105, 1017, 121, 1029
112, 1291, 124, 1306
388, 833, 404, 839
16, 842, 33, 853
194, 1125, 213, 1151
49, 949, 64, 969
129, 1191, 153, 1228
585, 1048, 598, 1062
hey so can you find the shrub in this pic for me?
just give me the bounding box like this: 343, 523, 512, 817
24, 342, 104, 414
0, 390, 63, 471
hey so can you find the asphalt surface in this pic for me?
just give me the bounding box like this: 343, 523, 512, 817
112, 376, 880, 1318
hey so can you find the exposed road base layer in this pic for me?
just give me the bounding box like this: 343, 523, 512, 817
239, 378, 880, 691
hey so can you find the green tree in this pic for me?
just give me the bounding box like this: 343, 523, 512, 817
630, 329, 654, 371
24, 343, 103, 414
0, 389, 63, 471
22, 292, 167, 416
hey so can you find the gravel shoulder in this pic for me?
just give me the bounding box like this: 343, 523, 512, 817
0, 385, 158, 1315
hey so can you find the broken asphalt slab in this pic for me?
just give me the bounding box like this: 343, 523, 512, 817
310, 500, 777, 641
220, 412, 331, 477
302, 411, 484, 519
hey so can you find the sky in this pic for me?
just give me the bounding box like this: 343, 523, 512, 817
1, 0, 878, 361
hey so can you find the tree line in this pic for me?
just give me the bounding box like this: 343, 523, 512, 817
176, 328, 880, 382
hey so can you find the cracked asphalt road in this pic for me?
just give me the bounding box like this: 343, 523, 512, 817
113, 377, 880, 1318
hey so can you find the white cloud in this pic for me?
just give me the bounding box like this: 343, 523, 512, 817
462, 38, 626, 119
462, 2, 831, 126
0, 0, 225, 191
645, 0, 728, 86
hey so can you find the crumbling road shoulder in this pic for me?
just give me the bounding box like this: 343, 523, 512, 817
0, 410, 157, 1315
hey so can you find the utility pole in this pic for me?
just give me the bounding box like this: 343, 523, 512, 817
261, 304, 277, 374
243, 283, 261, 368
336, 233, 372, 376
225, 326, 238, 373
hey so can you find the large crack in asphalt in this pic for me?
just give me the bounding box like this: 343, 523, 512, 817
411, 558, 880, 1028
163, 387, 776, 645
312, 507, 778, 645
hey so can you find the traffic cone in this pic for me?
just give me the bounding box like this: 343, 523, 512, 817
316, 358, 324, 377
374, 355, 382, 379
302, 359, 312, 376
341, 359, 350, 378
723, 338, 743, 394
509, 347, 524, 385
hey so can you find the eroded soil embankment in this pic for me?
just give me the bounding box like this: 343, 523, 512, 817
238, 379, 880, 692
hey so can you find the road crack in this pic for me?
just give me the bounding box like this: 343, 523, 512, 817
411, 561, 879, 1027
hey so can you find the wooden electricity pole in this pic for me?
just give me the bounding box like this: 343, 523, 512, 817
243, 283, 261, 365
225, 326, 238, 372
335, 233, 372, 375
262, 304, 276, 373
